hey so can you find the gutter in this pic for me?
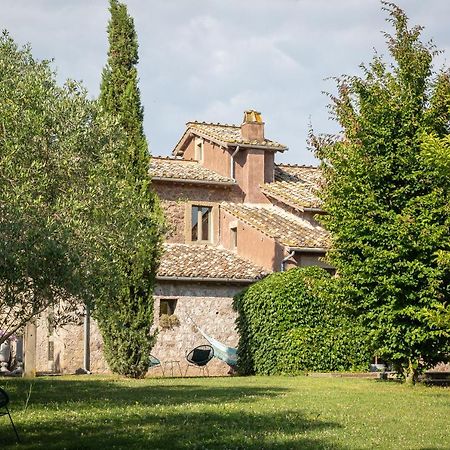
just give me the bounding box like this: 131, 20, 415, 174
303, 207, 324, 213
287, 247, 328, 253
280, 247, 329, 271
156, 275, 259, 284
281, 250, 296, 272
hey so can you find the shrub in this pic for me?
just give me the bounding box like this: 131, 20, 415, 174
233, 267, 371, 375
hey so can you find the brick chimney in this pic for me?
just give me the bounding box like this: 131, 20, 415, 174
233, 110, 272, 203
241, 110, 264, 142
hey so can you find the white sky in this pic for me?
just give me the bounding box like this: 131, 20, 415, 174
2, 1, 450, 165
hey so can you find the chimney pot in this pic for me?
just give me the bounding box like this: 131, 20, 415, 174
241, 110, 264, 142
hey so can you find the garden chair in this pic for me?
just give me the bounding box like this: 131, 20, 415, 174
0, 387, 20, 443
149, 354, 165, 376
185, 345, 214, 377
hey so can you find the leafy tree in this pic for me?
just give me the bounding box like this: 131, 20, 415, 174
313, 2, 450, 383
0, 32, 154, 346
96, 0, 164, 378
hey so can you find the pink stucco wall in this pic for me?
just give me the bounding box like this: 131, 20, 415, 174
234, 149, 271, 204
220, 209, 283, 272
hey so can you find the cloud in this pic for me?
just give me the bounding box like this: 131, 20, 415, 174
2, 0, 450, 164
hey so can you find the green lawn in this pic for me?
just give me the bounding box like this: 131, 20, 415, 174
0, 375, 449, 449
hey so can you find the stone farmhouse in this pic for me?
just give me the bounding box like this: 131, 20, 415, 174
31, 110, 330, 376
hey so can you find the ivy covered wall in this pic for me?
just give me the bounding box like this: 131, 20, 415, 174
233, 267, 371, 375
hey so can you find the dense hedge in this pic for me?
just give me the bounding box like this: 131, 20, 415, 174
233, 267, 371, 375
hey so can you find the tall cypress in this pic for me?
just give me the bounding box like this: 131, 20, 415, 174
96, 0, 163, 378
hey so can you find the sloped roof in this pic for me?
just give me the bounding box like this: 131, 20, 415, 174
221, 203, 329, 249
173, 122, 287, 156
150, 157, 235, 185
157, 243, 268, 280
261, 164, 323, 210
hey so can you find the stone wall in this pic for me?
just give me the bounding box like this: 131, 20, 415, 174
153, 181, 243, 243
152, 280, 245, 376
35, 312, 109, 374
31, 280, 246, 376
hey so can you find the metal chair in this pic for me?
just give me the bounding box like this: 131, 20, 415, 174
0, 387, 20, 443
185, 345, 214, 377
149, 354, 165, 376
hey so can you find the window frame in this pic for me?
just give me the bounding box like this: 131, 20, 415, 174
185, 201, 217, 244
159, 298, 178, 316
230, 226, 237, 251
194, 137, 204, 162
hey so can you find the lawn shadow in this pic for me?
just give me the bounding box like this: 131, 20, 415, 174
1, 408, 344, 450
3, 378, 286, 408
0, 378, 346, 449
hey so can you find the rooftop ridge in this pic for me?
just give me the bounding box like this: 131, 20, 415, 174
276, 163, 319, 169
152, 156, 198, 163
187, 121, 239, 128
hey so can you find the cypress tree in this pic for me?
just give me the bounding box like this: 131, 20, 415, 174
96, 0, 164, 378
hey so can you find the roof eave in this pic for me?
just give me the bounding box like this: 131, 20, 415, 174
156, 275, 263, 284
172, 129, 193, 156
152, 176, 236, 186
287, 246, 328, 253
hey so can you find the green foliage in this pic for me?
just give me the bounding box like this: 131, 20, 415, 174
99, 0, 148, 183
233, 267, 370, 375
96, 0, 164, 378
159, 314, 180, 329
0, 32, 160, 348
313, 3, 450, 380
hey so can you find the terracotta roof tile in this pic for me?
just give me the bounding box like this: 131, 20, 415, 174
221, 203, 329, 249
150, 157, 235, 184
175, 122, 287, 153
157, 243, 268, 280
262, 164, 323, 210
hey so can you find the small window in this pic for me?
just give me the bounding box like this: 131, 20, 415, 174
230, 227, 237, 251
48, 341, 54, 361
191, 205, 212, 242
160, 299, 177, 316
195, 139, 203, 162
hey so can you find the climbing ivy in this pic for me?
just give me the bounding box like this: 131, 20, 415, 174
233, 267, 370, 375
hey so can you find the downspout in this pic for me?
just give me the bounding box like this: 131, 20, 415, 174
281, 250, 296, 272
230, 145, 240, 180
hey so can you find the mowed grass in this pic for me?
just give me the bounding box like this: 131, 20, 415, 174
0, 375, 449, 449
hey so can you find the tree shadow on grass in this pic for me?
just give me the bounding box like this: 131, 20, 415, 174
0, 379, 346, 449
1, 409, 344, 450
3, 378, 285, 408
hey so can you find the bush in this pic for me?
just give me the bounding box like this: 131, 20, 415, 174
233, 267, 371, 375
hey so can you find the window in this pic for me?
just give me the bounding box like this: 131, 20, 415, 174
230, 227, 237, 251
195, 138, 203, 162
160, 299, 177, 316
48, 341, 54, 361
191, 205, 212, 241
